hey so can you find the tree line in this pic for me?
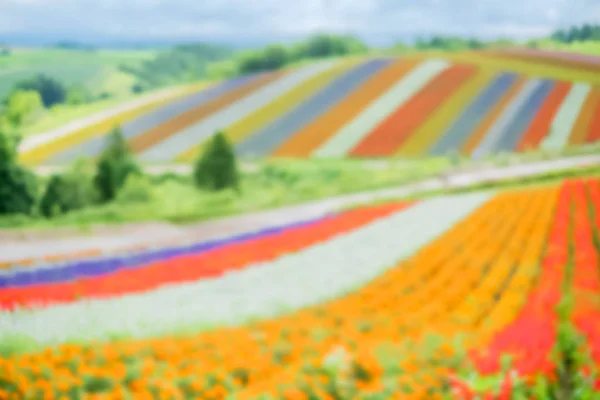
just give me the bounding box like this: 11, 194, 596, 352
233, 34, 368, 75
0, 108, 240, 220
119, 43, 234, 90
124, 34, 370, 86
550, 24, 600, 44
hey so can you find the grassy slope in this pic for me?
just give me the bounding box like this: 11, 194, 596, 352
4, 141, 600, 231
531, 40, 600, 56
0, 48, 156, 133
0, 156, 453, 230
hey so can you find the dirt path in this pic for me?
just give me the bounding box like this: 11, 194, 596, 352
2, 153, 599, 263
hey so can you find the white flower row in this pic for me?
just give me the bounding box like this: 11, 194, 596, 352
0, 192, 492, 345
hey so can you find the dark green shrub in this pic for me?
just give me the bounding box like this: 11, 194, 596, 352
115, 174, 154, 204
14, 74, 66, 108
66, 86, 92, 105
94, 126, 140, 202
193, 131, 239, 192
131, 83, 146, 94
39, 161, 98, 218
39, 174, 70, 217
0, 128, 37, 216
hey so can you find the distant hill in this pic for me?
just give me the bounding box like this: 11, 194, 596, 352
0, 48, 156, 102
120, 43, 235, 88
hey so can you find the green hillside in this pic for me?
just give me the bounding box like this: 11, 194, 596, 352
0, 48, 156, 101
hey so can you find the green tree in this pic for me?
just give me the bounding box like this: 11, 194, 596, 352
0, 127, 37, 216
14, 74, 66, 108
39, 174, 71, 217
301, 34, 367, 58
4, 90, 44, 126
550, 23, 600, 43
262, 45, 289, 70
193, 131, 239, 192
94, 126, 140, 202
39, 159, 98, 218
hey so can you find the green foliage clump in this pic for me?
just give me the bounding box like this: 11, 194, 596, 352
3, 90, 44, 126
13, 74, 67, 108
235, 34, 368, 75
130, 83, 146, 94
66, 85, 93, 105
413, 36, 487, 51
39, 159, 98, 218
94, 126, 140, 203
551, 23, 600, 43
122, 35, 367, 85
296, 34, 368, 59
115, 174, 154, 204
238, 45, 289, 74
40, 175, 76, 218
122, 43, 234, 88
0, 126, 37, 216
193, 131, 239, 192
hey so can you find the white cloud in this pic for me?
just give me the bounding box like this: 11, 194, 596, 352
0, 0, 594, 45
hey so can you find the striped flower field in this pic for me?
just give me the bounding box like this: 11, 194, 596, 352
17, 49, 600, 165
2, 178, 600, 398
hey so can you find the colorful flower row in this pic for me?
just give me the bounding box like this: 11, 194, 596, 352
454, 178, 600, 398
1, 185, 560, 399
0, 214, 330, 288
19, 53, 600, 165
1, 193, 489, 345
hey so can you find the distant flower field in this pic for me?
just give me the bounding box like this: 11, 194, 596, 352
2, 178, 600, 398
17, 49, 600, 166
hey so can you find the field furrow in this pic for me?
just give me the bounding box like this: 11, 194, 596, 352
568, 87, 600, 145
313, 59, 451, 158
349, 64, 478, 157
48, 79, 246, 164
234, 59, 390, 158
397, 68, 496, 157
272, 59, 422, 157
494, 79, 555, 152
515, 81, 572, 151
177, 59, 367, 161
541, 83, 592, 150
430, 72, 518, 156
128, 72, 284, 154
139, 62, 339, 161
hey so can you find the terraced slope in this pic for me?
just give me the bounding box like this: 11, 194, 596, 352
18, 51, 600, 165
3, 179, 600, 398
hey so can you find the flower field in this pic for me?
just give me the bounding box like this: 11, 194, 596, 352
2, 178, 600, 398
17, 50, 600, 165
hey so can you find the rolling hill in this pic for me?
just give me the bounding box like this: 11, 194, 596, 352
0, 48, 157, 101
17, 49, 600, 165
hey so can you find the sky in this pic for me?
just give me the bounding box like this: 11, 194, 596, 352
0, 0, 598, 47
